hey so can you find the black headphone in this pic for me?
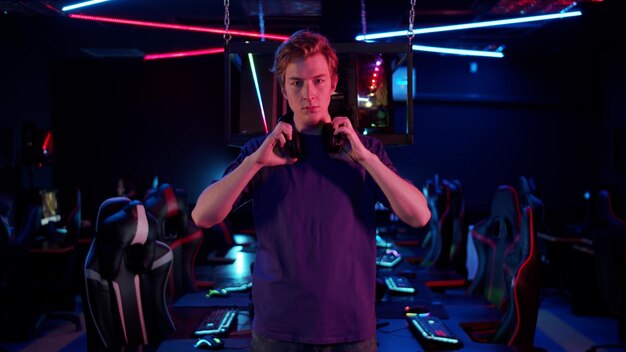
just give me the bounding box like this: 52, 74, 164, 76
277, 111, 345, 159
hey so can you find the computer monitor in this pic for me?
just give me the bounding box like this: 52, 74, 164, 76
225, 42, 414, 147
40, 189, 61, 226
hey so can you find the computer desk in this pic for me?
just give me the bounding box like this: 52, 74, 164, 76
162, 278, 513, 352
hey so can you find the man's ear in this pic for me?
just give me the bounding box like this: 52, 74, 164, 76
280, 84, 287, 99
331, 76, 338, 92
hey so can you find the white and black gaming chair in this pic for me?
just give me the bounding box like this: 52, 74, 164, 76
82, 197, 175, 351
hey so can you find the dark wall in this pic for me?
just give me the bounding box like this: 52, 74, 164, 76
50, 56, 235, 219
46, 48, 611, 225
388, 53, 603, 221
2, 8, 625, 227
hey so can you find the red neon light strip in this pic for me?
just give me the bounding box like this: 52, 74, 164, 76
42, 131, 52, 151
68, 14, 290, 41
144, 47, 224, 60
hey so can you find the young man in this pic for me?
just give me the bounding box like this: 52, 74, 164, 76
192, 30, 430, 351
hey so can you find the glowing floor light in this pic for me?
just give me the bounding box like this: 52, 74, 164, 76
68, 14, 290, 41
62, 0, 110, 12
355, 11, 582, 41
248, 53, 269, 133
144, 47, 224, 60
412, 44, 504, 58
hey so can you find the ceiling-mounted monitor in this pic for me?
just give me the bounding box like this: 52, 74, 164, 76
225, 42, 414, 147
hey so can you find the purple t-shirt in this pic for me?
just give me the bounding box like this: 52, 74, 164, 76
223, 133, 398, 344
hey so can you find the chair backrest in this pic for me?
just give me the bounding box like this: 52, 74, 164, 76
519, 176, 550, 235
143, 183, 204, 301
492, 206, 541, 349
0, 192, 10, 258
446, 179, 468, 278
467, 185, 521, 308
421, 177, 452, 268
591, 190, 626, 316
65, 188, 82, 243
83, 197, 174, 350
9, 204, 42, 250
0, 206, 10, 290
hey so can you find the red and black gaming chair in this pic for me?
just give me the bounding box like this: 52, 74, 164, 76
412, 177, 467, 290
583, 189, 626, 351
83, 197, 175, 351
491, 205, 541, 349
420, 177, 452, 268
462, 205, 542, 350
446, 179, 468, 278
143, 183, 207, 302
466, 185, 522, 310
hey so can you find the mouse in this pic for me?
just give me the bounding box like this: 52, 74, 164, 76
194, 335, 224, 350
404, 305, 430, 315
397, 269, 416, 279
205, 288, 229, 298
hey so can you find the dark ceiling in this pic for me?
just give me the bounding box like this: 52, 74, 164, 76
0, 0, 619, 59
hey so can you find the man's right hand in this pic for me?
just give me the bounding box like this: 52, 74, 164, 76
250, 121, 298, 167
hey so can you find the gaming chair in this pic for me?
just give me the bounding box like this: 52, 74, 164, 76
588, 190, 626, 346
492, 206, 541, 349
446, 179, 468, 278
420, 177, 452, 268
466, 185, 521, 309
82, 197, 175, 350
143, 183, 206, 302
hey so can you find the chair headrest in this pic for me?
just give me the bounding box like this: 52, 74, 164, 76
143, 184, 192, 241
144, 183, 188, 219
490, 185, 521, 229
95, 197, 158, 280
444, 179, 464, 218
595, 190, 612, 216
424, 178, 450, 216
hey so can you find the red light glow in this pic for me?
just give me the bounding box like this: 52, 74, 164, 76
144, 47, 224, 60
42, 131, 53, 152
68, 14, 290, 41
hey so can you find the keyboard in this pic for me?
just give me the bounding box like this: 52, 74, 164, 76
384, 276, 415, 294
376, 234, 393, 248
407, 313, 463, 350
377, 249, 402, 267
193, 307, 238, 337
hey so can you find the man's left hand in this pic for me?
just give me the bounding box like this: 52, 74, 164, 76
330, 116, 374, 164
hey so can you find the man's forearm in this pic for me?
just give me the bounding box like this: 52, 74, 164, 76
360, 153, 431, 228
192, 156, 263, 228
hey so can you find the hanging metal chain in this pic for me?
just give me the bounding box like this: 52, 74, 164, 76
407, 0, 416, 43
224, 0, 232, 45
360, 0, 367, 37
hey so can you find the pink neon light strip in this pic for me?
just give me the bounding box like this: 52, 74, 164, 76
131, 204, 148, 245
112, 281, 128, 343
144, 47, 224, 61
68, 14, 290, 41
134, 275, 148, 344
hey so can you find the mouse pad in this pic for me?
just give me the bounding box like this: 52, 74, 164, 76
376, 299, 449, 319
174, 291, 251, 308
157, 337, 250, 351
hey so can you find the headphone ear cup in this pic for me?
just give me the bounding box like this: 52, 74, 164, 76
322, 123, 344, 154
285, 131, 302, 159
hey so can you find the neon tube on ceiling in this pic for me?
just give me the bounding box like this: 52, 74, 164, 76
355, 11, 582, 41
412, 44, 504, 58
62, 0, 111, 12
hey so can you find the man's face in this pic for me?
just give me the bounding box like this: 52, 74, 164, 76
281, 53, 337, 133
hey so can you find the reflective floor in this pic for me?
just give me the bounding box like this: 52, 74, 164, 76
1, 233, 624, 352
